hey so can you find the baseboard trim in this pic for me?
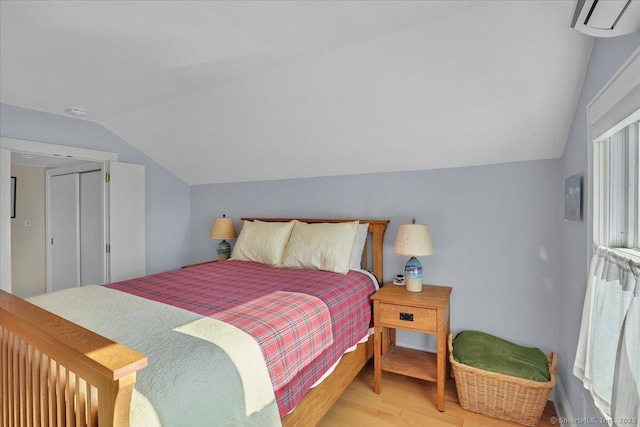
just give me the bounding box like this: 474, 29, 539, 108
554, 376, 576, 427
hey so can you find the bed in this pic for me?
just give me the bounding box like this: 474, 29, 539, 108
1, 217, 388, 426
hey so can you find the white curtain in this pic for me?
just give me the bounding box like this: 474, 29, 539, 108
574, 245, 639, 425
612, 260, 640, 425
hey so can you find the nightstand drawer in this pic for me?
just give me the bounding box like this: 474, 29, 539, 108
379, 303, 437, 333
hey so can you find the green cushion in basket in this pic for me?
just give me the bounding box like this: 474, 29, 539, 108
453, 330, 550, 382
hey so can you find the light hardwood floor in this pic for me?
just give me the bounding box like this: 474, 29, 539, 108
319, 361, 557, 427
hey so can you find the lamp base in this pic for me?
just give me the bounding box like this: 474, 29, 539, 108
404, 256, 424, 292
217, 240, 231, 260
405, 277, 423, 292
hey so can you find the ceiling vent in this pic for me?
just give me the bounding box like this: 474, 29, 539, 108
571, 0, 640, 37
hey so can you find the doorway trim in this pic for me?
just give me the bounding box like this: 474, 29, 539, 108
1, 138, 117, 162
0, 137, 117, 294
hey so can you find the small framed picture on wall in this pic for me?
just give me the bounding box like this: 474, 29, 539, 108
10, 177, 16, 219
564, 173, 582, 221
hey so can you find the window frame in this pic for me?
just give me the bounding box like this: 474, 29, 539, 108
587, 47, 640, 259
593, 118, 640, 250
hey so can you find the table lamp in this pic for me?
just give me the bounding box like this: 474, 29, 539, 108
393, 218, 434, 292
210, 215, 237, 260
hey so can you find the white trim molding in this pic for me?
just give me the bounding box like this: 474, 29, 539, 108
589, 53, 640, 141
0, 137, 117, 162
554, 376, 577, 427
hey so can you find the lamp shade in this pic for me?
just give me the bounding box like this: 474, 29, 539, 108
393, 223, 433, 257
210, 217, 237, 240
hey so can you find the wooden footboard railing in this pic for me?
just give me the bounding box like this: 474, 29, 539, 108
0, 290, 147, 427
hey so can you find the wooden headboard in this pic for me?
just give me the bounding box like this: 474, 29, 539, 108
240, 218, 389, 284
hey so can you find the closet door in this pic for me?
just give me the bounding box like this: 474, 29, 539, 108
50, 173, 79, 291
80, 170, 104, 285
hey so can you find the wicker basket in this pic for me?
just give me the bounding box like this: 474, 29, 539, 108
448, 334, 556, 426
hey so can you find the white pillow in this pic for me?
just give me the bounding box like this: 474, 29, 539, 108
231, 220, 295, 266
282, 221, 359, 274
349, 223, 369, 270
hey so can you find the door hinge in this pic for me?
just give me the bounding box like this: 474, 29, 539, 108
105, 172, 111, 183
106, 244, 111, 253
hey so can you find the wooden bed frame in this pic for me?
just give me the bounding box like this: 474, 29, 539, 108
1, 218, 388, 427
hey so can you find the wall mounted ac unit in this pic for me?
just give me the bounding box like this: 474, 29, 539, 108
571, 0, 640, 37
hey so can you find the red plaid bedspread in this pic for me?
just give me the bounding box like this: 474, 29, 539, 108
107, 260, 377, 417
213, 290, 333, 392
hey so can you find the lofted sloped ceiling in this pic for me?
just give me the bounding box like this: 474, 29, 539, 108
0, 1, 593, 185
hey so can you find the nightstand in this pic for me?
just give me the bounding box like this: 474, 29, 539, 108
370, 283, 452, 412
181, 260, 218, 269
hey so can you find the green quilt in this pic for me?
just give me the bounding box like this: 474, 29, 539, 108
453, 330, 550, 382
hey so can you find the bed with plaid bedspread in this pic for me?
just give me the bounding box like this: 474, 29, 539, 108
107, 259, 377, 417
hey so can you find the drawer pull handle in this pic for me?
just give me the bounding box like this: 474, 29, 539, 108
399, 312, 414, 321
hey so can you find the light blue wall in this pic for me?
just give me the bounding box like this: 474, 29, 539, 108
192, 159, 563, 353
560, 33, 640, 419
0, 103, 191, 274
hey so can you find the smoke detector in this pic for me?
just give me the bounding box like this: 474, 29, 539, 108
66, 107, 87, 117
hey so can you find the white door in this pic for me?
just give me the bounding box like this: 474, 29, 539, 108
0, 148, 11, 292
45, 161, 145, 288
50, 173, 79, 291
80, 170, 104, 285
47, 163, 105, 292
108, 161, 145, 282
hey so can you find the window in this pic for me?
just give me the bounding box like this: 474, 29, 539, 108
577, 46, 640, 422
593, 112, 640, 250
576, 112, 640, 421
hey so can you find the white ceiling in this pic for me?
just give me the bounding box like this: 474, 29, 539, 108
0, 1, 594, 185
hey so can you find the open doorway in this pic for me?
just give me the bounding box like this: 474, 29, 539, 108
0, 138, 118, 296
10, 153, 104, 297
1, 138, 146, 296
